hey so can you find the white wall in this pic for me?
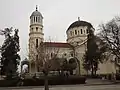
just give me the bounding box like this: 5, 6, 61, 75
97, 61, 116, 74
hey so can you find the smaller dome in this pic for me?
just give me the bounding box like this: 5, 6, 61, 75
30, 6, 43, 18
31, 11, 42, 16
67, 20, 93, 31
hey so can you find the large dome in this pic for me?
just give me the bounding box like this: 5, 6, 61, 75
67, 20, 93, 31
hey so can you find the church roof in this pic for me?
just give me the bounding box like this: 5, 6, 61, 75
31, 11, 42, 17
44, 42, 73, 48
30, 6, 43, 18
67, 20, 93, 31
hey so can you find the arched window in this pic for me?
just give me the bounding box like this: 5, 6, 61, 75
75, 30, 77, 35
81, 29, 83, 34
36, 27, 38, 31
36, 39, 38, 48
36, 17, 38, 22
34, 16, 36, 22
87, 29, 89, 34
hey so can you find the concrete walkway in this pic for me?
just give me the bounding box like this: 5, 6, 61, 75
85, 78, 120, 86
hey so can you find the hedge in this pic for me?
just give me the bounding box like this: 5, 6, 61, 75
0, 76, 86, 86
0, 79, 20, 87
23, 76, 86, 86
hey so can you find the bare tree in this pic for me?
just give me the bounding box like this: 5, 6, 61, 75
30, 40, 59, 90
98, 17, 120, 66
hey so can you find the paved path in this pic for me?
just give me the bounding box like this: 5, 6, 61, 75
86, 79, 115, 85
1, 79, 120, 90
1, 84, 120, 90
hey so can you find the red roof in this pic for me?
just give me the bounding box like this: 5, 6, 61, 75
44, 42, 73, 48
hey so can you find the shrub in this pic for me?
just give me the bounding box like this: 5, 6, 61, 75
0, 79, 20, 87
116, 74, 120, 80
23, 76, 86, 86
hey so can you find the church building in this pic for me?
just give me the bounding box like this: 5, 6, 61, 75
28, 6, 116, 76
28, 6, 95, 75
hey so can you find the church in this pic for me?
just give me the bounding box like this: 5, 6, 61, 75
27, 6, 117, 76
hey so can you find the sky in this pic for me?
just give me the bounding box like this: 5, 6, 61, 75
0, 0, 120, 60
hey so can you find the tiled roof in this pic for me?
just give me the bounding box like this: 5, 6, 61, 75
44, 42, 73, 48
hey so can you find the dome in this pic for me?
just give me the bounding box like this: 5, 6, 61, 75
67, 20, 93, 31
30, 6, 43, 18
31, 11, 42, 16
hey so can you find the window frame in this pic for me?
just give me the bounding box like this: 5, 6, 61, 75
36, 27, 38, 31
36, 39, 38, 48
75, 30, 77, 35
81, 29, 83, 34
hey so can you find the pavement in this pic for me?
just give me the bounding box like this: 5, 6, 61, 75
1, 84, 120, 90
85, 78, 120, 86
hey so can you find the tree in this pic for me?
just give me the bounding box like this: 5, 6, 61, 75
58, 57, 77, 75
57, 58, 67, 75
83, 28, 106, 76
98, 17, 120, 65
0, 27, 20, 79
31, 41, 59, 90
67, 58, 77, 75
82, 53, 91, 75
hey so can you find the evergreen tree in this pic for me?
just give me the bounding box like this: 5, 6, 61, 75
0, 27, 20, 79
83, 28, 106, 76
86, 29, 98, 76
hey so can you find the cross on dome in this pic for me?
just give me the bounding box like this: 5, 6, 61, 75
36, 5, 38, 11
78, 17, 80, 21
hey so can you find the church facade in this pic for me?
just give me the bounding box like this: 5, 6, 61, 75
28, 6, 117, 75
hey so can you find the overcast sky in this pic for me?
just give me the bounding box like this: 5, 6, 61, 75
0, 0, 120, 60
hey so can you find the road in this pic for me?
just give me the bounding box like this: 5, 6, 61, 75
1, 84, 120, 90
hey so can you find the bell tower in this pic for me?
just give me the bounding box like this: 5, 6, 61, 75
29, 6, 44, 73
